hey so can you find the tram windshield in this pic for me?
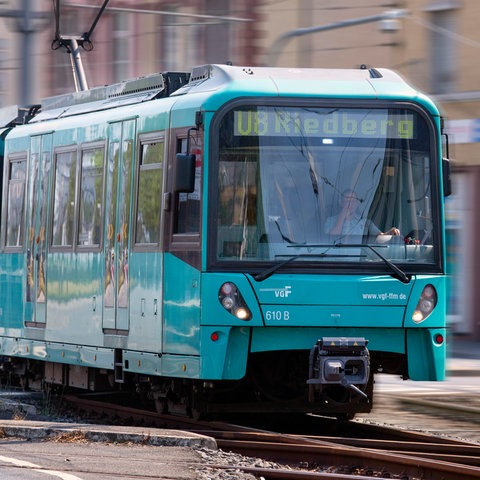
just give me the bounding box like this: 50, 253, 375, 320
213, 104, 440, 270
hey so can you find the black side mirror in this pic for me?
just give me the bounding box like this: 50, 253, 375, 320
442, 158, 452, 197
175, 153, 196, 193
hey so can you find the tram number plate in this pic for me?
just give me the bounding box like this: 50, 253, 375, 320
265, 310, 290, 321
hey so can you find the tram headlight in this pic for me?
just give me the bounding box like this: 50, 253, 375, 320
218, 282, 252, 321
412, 284, 437, 323
221, 296, 235, 310
234, 307, 249, 320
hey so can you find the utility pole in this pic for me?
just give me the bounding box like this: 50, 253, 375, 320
0, 0, 48, 105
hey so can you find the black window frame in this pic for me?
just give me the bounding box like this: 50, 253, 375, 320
207, 97, 444, 276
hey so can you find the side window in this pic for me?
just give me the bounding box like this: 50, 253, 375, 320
5, 155, 27, 248
175, 137, 201, 234
77, 146, 105, 247
135, 139, 163, 245
51, 149, 77, 247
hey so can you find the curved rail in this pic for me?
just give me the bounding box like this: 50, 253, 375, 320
63, 394, 480, 480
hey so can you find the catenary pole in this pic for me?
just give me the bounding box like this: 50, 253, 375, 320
0, 0, 48, 105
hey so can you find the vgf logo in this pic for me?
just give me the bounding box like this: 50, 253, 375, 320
274, 285, 292, 298
259, 285, 293, 298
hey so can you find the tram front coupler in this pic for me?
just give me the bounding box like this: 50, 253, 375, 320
307, 337, 370, 401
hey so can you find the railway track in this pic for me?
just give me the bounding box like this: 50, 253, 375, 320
63, 394, 480, 480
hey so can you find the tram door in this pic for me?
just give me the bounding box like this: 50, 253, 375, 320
103, 120, 136, 332
26, 133, 52, 325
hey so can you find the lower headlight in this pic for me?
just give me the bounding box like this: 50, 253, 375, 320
218, 282, 252, 321
412, 284, 437, 323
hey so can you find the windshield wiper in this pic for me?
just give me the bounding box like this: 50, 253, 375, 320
334, 243, 410, 284
253, 243, 410, 284
253, 248, 357, 282
253, 254, 306, 281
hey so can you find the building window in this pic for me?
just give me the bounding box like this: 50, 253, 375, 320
113, 13, 131, 81
162, 6, 178, 71
425, 1, 461, 94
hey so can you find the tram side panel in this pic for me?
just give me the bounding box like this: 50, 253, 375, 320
158, 121, 204, 378
0, 136, 31, 351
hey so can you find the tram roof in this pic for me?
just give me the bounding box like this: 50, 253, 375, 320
173, 64, 409, 96
26, 64, 439, 124
171, 64, 439, 116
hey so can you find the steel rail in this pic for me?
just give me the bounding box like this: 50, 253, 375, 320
207, 430, 480, 466
64, 395, 480, 479
208, 464, 397, 480
216, 438, 480, 480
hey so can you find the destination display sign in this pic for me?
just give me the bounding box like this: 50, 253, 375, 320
233, 108, 415, 139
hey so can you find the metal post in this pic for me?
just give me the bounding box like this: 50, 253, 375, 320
0, 0, 48, 106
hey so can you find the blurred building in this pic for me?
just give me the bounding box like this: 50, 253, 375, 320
0, 0, 479, 339
37, 0, 262, 97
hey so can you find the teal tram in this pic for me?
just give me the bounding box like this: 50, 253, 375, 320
0, 64, 450, 419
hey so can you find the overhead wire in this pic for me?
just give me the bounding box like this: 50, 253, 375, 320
408, 14, 480, 49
